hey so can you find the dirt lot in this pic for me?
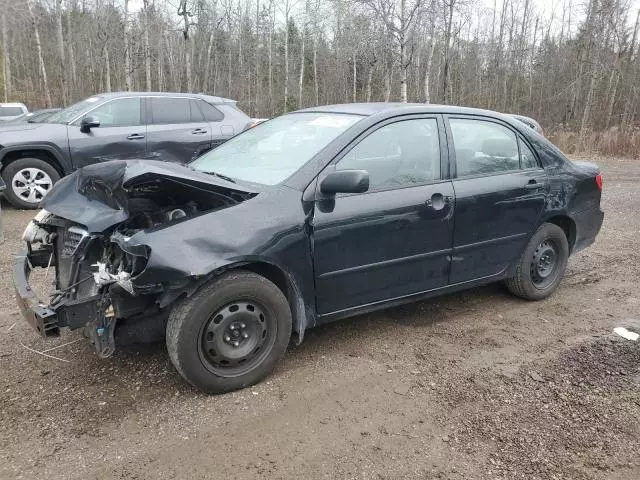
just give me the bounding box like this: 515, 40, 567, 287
1, 156, 639, 480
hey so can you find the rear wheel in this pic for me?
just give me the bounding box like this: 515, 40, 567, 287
2, 158, 60, 209
166, 271, 292, 393
505, 223, 569, 300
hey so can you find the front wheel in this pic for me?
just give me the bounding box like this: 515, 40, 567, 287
166, 271, 292, 394
505, 223, 569, 300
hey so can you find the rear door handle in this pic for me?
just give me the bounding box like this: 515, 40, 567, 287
192, 128, 207, 135
127, 134, 145, 140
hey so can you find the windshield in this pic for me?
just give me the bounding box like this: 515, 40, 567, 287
46, 96, 103, 124
191, 112, 362, 185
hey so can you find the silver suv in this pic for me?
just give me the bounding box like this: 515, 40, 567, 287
0, 93, 252, 209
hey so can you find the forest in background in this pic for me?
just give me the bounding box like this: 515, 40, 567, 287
2, 0, 640, 155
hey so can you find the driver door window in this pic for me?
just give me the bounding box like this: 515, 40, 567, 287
80, 98, 142, 127
337, 118, 441, 190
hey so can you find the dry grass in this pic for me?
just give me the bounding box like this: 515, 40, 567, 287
550, 127, 640, 159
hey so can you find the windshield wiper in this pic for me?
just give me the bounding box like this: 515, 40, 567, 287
201, 171, 236, 183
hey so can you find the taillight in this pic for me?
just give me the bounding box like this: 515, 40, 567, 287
595, 173, 603, 191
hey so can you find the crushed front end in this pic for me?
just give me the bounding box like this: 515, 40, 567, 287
15, 209, 157, 357
13, 159, 258, 358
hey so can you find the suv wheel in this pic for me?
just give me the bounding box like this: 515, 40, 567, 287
166, 271, 292, 394
2, 158, 60, 209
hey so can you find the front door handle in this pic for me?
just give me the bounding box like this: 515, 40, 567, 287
524, 179, 544, 189
127, 133, 145, 140
425, 193, 451, 210
192, 128, 207, 135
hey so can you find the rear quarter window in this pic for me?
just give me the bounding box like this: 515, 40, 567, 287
198, 101, 224, 122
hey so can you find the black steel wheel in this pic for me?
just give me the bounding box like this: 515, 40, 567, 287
199, 300, 276, 377
505, 222, 569, 300
530, 239, 560, 289
167, 271, 292, 393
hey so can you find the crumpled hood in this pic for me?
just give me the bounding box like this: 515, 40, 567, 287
40, 159, 258, 233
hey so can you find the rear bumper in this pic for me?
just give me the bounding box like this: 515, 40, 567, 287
572, 208, 604, 253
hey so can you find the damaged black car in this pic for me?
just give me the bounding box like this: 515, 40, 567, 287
14, 104, 604, 393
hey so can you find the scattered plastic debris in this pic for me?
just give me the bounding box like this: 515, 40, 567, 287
613, 327, 639, 341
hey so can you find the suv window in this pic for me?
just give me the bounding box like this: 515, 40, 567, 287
198, 101, 224, 122
82, 98, 141, 127
450, 118, 520, 176
150, 97, 205, 124
336, 118, 440, 191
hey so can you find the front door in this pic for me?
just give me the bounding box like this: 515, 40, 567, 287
68, 97, 146, 168
447, 116, 547, 284
312, 116, 455, 315
145, 97, 213, 163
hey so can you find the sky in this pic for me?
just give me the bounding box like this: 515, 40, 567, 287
125, 0, 640, 30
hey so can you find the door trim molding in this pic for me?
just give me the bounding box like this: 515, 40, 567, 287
318, 247, 452, 279
317, 269, 507, 322
453, 232, 528, 252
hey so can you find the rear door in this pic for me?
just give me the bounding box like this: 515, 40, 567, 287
145, 97, 213, 163
67, 97, 147, 168
446, 116, 547, 284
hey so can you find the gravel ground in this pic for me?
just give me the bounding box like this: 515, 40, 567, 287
1, 155, 639, 480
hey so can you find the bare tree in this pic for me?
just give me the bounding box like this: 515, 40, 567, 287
123, 0, 133, 91
26, 0, 52, 107
364, 0, 424, 102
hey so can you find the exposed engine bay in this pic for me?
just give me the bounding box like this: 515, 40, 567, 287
17, 160, 257, 359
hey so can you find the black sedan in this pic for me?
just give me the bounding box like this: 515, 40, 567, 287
14, 103, 604, 393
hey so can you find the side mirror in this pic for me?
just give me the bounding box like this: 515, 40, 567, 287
320, 169, 369, 195
80, 116, 100, 133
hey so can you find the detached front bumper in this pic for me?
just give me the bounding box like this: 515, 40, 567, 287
14, 253, 59, 337
13, 251, 102, 338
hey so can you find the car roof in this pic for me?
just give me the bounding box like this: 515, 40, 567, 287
294, 102, 515, 119
94, 92, 237, 105
0, 102, 27, 108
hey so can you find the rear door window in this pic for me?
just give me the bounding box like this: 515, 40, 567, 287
449, 118, 520, 177
150, 97, 206, 124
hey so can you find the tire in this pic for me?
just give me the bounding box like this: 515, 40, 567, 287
505, 222, 569, 301
166, 271, 292, 394
2, 158, 60, 209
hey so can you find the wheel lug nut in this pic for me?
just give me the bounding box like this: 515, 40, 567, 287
230, 324, 236, 330
224, 334, 231, 342
240, 323, 246, 329
242, 332, 249, 339
233, 341, 239, 347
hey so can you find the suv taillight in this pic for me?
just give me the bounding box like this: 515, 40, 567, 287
595, 173, 603, 191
